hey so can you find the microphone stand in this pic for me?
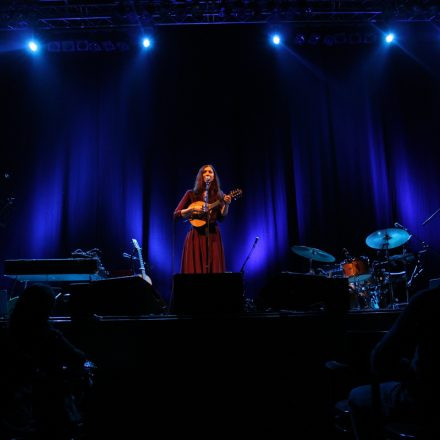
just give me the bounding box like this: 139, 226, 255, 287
240, 237, 260, 274
422, 207, 440, 226
240, 237, 260, 313
204, 179, 210, 273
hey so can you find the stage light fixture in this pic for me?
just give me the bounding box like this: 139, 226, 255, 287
308, 33, 321, 45
116, 41, 130, 52
88, 41, 102, 52
142, 37, 152, 48
61, 40, 75, 52
334, 33, 347, 45
102, 40, 116, 51
76, 40, 89, 51
363, 33, 377, 44
294, 33, 305, 45
47, 41, 61, 52
271, 34, 281, 45
385, 32, 395, 43
323, 34, 335, 46
27, 40, 39, 53
348, 33, 362, 44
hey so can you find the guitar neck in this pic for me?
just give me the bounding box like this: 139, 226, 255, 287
132, 239, 145, 271
208, 199, 222, 210
132, 239, 152, 284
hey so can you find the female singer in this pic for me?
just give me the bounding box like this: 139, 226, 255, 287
174, 164, 231, 273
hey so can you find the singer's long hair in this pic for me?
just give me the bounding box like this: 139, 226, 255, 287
193, 164, 223, 200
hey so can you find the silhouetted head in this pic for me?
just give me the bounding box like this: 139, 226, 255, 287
9, 284, 56, 332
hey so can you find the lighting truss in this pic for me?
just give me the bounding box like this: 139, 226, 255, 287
0, 1, 439, 31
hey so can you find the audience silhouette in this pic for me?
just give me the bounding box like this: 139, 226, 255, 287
0, 283, 92, 439
349, 286, 440, 439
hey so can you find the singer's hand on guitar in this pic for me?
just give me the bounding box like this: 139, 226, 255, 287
182, 206, 203, 218
223, 194, 232, 204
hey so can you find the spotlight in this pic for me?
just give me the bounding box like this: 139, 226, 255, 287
27, 40, 39, 53
142, 37, 152, 49
271, 34, 281, 46
385, 33, 395, 44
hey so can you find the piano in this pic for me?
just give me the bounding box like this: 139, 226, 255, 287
3, 258, 105, 282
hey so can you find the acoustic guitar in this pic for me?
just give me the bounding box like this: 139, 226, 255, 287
188, 189, 242, 227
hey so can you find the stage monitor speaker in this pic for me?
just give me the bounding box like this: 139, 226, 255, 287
259, 272, 350, 313
170, 273, 244, 315
68, 275, 167, 318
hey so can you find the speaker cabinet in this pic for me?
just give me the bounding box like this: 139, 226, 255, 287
170, 273, 244, 315
258, 272, 350, 313
68, 275, 166, 318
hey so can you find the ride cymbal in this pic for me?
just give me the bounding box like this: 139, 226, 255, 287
365, 228, 411, 250
291, 245, 336, 263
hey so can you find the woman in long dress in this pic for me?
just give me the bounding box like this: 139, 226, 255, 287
174, 164, 231, 273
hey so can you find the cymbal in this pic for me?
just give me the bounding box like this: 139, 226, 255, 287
291, 245, 336, 263
365, 228, 411, 250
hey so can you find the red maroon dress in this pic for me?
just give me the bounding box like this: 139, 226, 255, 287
174, 190, 226, 273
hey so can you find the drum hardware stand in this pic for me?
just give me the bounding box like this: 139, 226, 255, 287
395, 221, 433, 301
383, 244, 398, 309
307, 258, 315, 274
401, 247, 410, 306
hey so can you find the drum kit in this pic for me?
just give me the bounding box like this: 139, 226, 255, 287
291, 227, 422, 310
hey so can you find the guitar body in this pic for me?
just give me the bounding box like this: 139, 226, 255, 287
188, 189, 242, 227
188, 201, 209, 227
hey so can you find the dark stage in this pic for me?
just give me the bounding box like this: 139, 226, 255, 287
0, 300, 401, 437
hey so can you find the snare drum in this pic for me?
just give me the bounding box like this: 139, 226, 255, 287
342, 256, 371, 282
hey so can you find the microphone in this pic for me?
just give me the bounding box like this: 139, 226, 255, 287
394, 222, 407, 231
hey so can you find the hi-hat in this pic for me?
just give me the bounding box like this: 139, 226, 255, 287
365, 228, 411, 250
291, 245, 336, 263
